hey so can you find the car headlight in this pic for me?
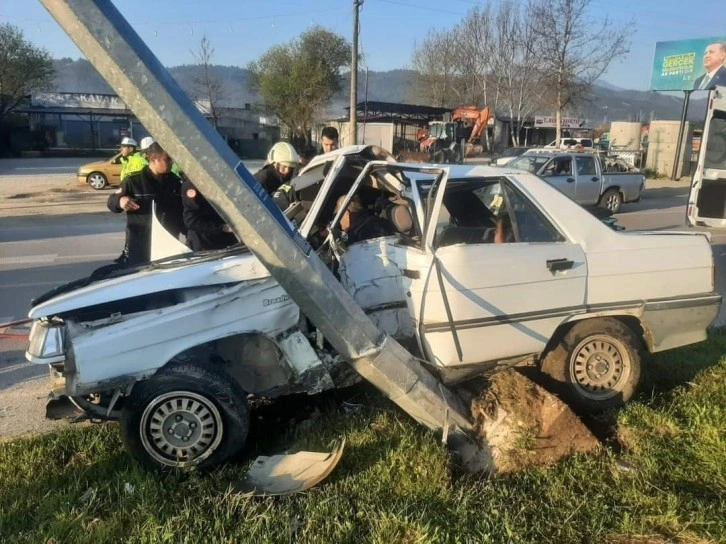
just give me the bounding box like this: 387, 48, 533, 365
26, 319, 65, 364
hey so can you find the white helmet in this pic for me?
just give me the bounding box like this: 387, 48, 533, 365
119, 136, 137, 147
140, 136, 155, 150
267, 142, 299, 168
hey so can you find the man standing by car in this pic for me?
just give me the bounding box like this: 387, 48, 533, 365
320, 126, 339, 154
107, 143, 185, 265
119, 136, 146, 180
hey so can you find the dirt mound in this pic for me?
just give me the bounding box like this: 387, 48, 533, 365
470, 369, 600, 474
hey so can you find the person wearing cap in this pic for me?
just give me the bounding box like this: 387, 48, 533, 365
253, 141, 299, 195
107, 142, 185, 265
119, 136, 147, 180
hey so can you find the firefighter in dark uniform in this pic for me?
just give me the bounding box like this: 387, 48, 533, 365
253, 141, 299, 195
182, 179, 238, 251
107, 142, 185, 265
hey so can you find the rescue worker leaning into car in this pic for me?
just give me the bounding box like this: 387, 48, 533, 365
107, 142, 185, 266
253, 141, 299, 196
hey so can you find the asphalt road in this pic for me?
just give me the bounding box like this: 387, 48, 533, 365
0, 158, 723, 440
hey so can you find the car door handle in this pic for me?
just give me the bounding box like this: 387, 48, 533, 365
591, 177, 599, 182
566, 177, 575, 183
547, 258, 574, 272
402, 269, 420, 279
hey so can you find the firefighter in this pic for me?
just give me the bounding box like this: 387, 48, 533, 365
253, 141, 299, 195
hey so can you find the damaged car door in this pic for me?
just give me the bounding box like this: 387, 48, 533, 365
411, 175, 588, 370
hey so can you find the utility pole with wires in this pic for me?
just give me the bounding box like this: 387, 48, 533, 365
349, 0, 363, 145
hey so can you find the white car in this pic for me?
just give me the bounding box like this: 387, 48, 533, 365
544, 137, 594, 151
26, 146, 721, 470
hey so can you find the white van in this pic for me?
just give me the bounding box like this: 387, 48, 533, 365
544, 137, 594, 150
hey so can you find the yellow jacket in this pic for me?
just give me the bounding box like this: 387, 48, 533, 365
120, 152, 147, 180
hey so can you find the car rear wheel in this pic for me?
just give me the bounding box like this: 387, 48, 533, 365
540, 318, 642, 412
87, 172, 108, 190
599, 188, 622, 214
120, 362, 249, 471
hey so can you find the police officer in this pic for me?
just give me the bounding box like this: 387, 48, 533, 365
119, 136, 147, 180
182, 179, 237, 251
107, 143, 185, 265
253, 141, 299, 195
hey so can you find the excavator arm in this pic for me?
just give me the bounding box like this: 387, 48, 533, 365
452, 107, 492, 143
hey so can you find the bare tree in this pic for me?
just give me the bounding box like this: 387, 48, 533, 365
410, 29, 459, 108
527, 0, 631, 142
490, 0, 547, 146
191, 36, 227, 129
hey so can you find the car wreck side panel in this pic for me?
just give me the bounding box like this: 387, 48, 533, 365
65, 279, 300, 394
337, 238, 418, 341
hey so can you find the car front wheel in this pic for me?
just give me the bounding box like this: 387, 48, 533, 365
120, 362, 249, 470
87, 172, 108, 190
540, 318, 642, 412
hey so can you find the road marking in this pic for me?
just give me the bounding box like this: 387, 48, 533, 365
0, 254, 57, 265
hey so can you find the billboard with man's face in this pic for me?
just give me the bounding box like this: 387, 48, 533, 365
651, 37, 726, 91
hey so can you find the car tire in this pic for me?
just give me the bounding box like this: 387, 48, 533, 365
120, 362, 249, 471
599, 189, 622, 214
87, 172, 108, 190
540, 318, 642, 412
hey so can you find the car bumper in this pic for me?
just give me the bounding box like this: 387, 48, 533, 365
77, 174, 87, 185
643, 293, 722, 352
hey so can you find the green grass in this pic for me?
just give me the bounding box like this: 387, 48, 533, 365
2, 332, 726, 544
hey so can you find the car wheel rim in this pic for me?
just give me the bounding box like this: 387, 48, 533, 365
140, 391, 223, 467
88, 174, 105, 189
606, 194, 619, 211
569, 335, 630, 400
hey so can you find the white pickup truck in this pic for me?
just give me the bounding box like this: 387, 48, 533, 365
505, 150, 645, 213
26, 145, 720, 470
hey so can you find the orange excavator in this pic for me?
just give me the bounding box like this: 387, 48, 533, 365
451, 106, 492, 143
416, 106, 492, 163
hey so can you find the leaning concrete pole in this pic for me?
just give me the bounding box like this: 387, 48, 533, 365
40, 0, 487, 472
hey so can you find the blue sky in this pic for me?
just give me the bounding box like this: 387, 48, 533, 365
3, 0, 725, 91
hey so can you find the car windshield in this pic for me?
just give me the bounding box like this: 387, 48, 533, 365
506, 154, 551, 174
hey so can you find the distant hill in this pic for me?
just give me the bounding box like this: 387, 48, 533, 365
51, 58, 707, 126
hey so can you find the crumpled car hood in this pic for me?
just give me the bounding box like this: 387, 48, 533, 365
29, 252, 271, 319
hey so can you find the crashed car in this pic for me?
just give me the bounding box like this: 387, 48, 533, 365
26, 145, 721, 470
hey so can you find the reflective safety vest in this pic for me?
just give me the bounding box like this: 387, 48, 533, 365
120, 151, 147, 180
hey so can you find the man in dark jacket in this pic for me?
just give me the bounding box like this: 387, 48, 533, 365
107, 143, 184, 265
182, 179, 237, 251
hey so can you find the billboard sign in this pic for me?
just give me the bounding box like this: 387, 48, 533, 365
651, 37, 726, 91
534, 116, 585, 129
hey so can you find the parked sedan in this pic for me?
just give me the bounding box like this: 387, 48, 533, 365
77, 153, 122, 190
494, 146, 531, 166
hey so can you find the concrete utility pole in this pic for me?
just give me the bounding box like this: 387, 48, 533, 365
39, 0, 486, 472
349, 0, 363, 145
